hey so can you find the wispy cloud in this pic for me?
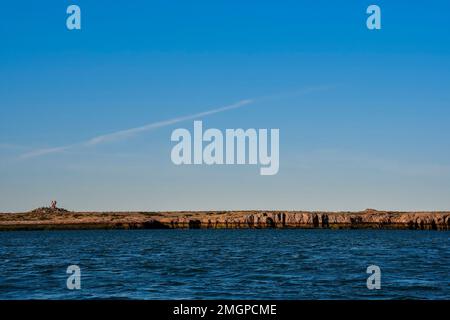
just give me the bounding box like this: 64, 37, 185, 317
20, 99, 254, 159
85, 99, 253, 146
20, 146, 73, 159
19, 85, 332, 159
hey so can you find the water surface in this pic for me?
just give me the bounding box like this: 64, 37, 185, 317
0, 229, 448, 299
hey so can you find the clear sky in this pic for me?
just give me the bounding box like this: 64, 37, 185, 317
1, 0, 450, 212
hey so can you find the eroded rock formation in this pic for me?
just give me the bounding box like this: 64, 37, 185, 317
0, 209, 448, 231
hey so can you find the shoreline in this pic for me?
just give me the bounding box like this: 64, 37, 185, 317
0, 208, 449, 231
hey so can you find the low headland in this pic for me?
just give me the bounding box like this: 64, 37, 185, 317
0, 208, 449, 231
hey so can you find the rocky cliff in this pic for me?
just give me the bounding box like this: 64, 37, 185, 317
0, 208, 449, 231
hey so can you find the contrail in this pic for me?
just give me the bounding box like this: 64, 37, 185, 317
21, 146, 73, 159
19, 85, 332, 159
85, 99, 253, 146
20, 99, 254, 159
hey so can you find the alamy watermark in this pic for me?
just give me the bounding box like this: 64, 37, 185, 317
65, 4, 381, 31
366, 5, 381, 30
366, 265, 381, 290
66, 265, 81, 290
66, 5, 81, 30
171, 121, 280, 175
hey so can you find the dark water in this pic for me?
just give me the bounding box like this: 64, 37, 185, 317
0, 229, 449, 300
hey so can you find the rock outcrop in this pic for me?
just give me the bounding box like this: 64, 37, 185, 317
157, 210, 449, 230
0, 209, 448, 231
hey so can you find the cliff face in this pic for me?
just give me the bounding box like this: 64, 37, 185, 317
0, 209, 449, 231
156, 210, 450, 230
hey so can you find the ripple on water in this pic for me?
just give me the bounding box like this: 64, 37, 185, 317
0, 229, 448, 299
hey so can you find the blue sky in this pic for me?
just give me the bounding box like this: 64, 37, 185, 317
1, 0, 450, 211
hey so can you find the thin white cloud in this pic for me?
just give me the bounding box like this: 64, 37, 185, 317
20, 99, 253, 159
20, 146, 73, 159
85, 99, 253, 146
18, 85, 332, 160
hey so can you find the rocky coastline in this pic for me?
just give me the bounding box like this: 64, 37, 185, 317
0, 208, 449, 231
